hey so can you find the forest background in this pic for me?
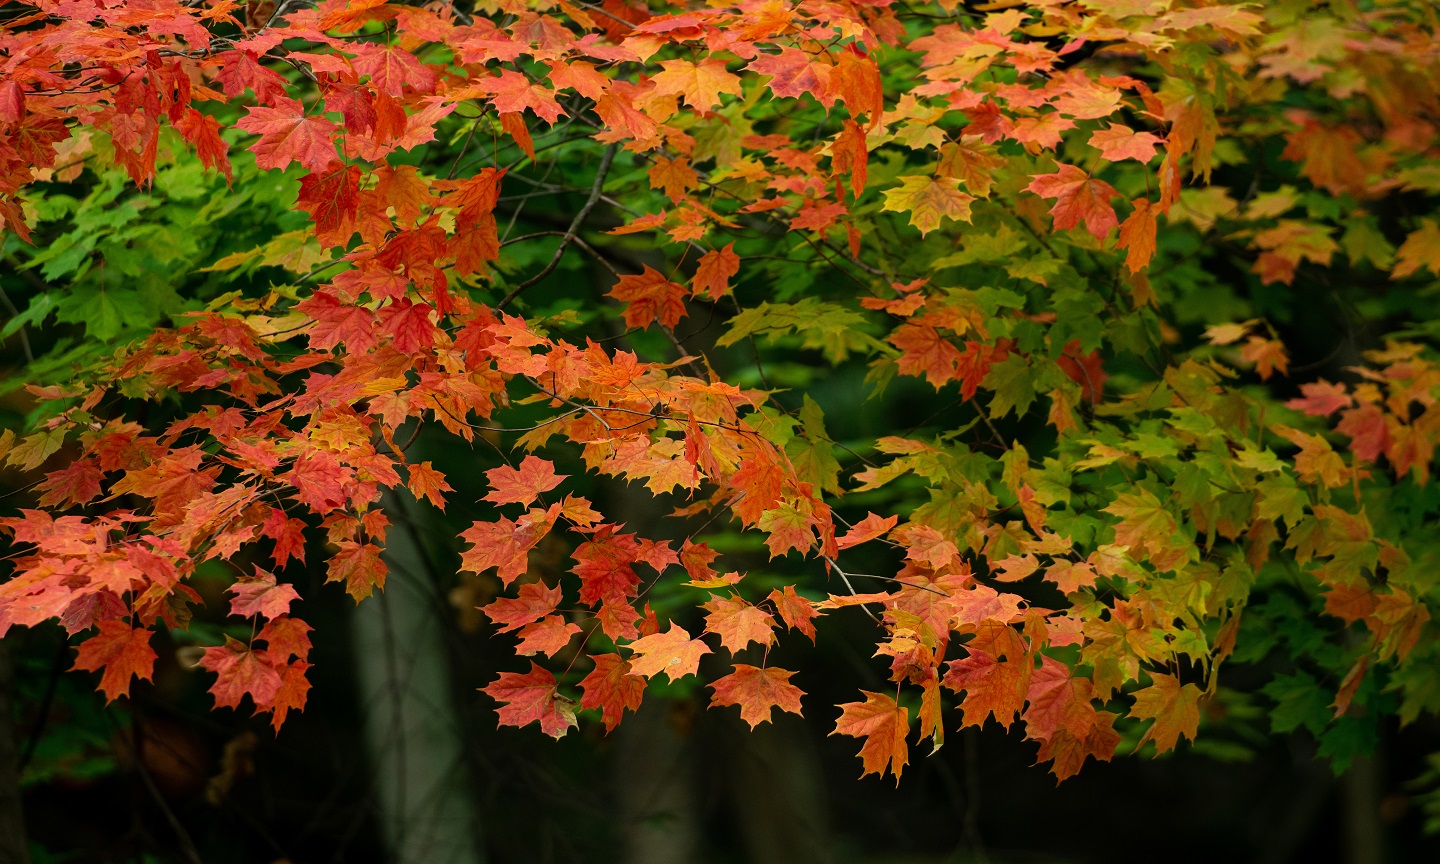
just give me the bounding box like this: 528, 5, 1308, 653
4, 0, 1440, 861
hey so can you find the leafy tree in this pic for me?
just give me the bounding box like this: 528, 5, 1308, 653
3, 0, 1440, 813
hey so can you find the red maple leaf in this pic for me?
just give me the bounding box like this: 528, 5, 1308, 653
378, 298, 437, 354
260, 508, 307, 569
460, 504, 559, 585
482, 662, 577, 738
198, 637, 284, 711
296, 163, 361, 248
228, 571, 300, 620
235, 102, 340, 174
709, 664, 805, 728
483, 581, 563, 633
258, 616, 313, 662
295, 291, 378, 353
578, 653, 645, 732
72, 621, 156, 702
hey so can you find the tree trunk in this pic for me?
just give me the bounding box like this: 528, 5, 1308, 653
0, 643, 31, 864
353, 493, 485, 864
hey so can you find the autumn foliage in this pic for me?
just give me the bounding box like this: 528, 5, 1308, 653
4, 0, 1440, 786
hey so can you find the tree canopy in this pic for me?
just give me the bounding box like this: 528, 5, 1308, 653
3, 0, 1440, 801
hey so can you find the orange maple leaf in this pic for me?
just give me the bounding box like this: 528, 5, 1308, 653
692, 243, 740, 300
198, 637, 284, 711
484, 455, 565, 507
650, 57, 742, 112
228, 571, 300, 620
483, 581, 564, 633
514, 615, 582, 657
1117, 198, 1158, 273
702, 595, 777, 653
1089, 124, 1163, 163
609, 266, 687, 329
709, 664, 804, 728
768, 586, 821, 641
1129, 672, 1202, 754
832, 691, 910, 781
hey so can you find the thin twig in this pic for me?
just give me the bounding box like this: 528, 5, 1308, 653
497, 144, 619, 310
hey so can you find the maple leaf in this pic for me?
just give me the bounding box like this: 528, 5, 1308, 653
943, 649, 1030, 729
1026, 164, 1120, 239
1285, 380, 1352, 416
836, 513, 899, 550
295, 291, 378, 353
72, 621, 156, 702
460, 505, 558, 585
296, 164, 360, 248
702, 595, 777, 654
1022, 656, 1096, 741
747, 48, 834, 105
832, 691, 910, 781
198, 637, 284, 711
378, 298, 437, 354
326, 540, 387, 602
1129, 672, 1202, 754
229, 571, 300, 620
269, 660, 313, 731
626, 623, 711, 682
483, 581, 563, 633
484, 455, 565, 507
1089, 124, 1163, 162
235, 103, 339, 174
514, 615, 582, 657
756, 503, 816, 558
768, 586, 821, 641
578, 653, 645, 732
609, 266, 687, 329
649, 156, 697, 203
261, 508, 307, 568
406, 461, 453, 510
1117, 198, 1158, 273
482, 663, 577, 738
881, 176, 974, 236
692, 243, 740, 300
710, 665, 805, 729
258, 616, 313, 663
1391, 219, 1440, 279
651, 58, 742, 112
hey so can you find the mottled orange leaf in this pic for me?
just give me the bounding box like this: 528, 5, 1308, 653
626, 623, 711, 681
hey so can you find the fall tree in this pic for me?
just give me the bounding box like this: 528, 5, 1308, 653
5, 2, 1440, 843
